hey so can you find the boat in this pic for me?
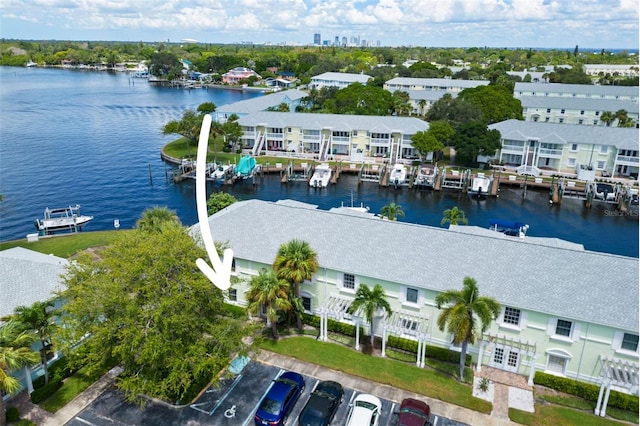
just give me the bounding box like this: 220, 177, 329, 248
234, 155, 259, 180
26, 61, 37, 68
389, 163, 407, 187
414, 165, 436, 188
34, 205, 93, 234
594, 183, 617, 201
210, 164, 233, 181
489, 219, 529, 238
309, 163, 332, 188
469, 174, 491, 197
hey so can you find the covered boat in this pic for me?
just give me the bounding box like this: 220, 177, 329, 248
235, 155, 258, 179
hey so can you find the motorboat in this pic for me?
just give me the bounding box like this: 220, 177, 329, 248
235, 155, 259, 180
34, 205, 93, 234
389, 163, 407, 187
594, 183, 617, 201
309, 163, 332, 188
469, 174, 491, 197
489, 219, 529, 239
414, 165, 436, 188
210, 164, 233, 181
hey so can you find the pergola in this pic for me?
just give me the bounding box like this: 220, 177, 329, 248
478, 332, 538, 385
317, 295, 431, 367
595, 356, 639, 417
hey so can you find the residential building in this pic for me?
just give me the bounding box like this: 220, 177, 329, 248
235, 111, 428, 162
487, 120, 639, 179
514, 82, 639, 102
583, 64, 639, 78
520, 96, 639, 126
309, 72, 373, 90
399, 90, 458, 116
221, 67, 262, 84
0, 247, 69, 399
384, 77, 490, 93
194, 199, 639, 395
214, 89, 308, 123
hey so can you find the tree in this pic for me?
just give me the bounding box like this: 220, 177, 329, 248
330, 83, 394, 115
411, 131, 443, 162
57, 222, 249, 404
441, 206, 468, 226
162, 109, 204, 158
348, 284, 392, 346
273, 240, 319, 330
457, 85, 523, 124
426, 93, 483, 128
427, 120, 455, 147
435, 277, 500, 381
246, 269, 292, 340
380, 202, 405, 221
221, 115, 244, 152
3, 301, 56, 385
1, 321, 39, 426
614, 109, 630, 127
600, 111, 614, 127
207, 192, 238, 215
449, 122, 502, 166
197, 102, 217, 115
135, 206, 180, 233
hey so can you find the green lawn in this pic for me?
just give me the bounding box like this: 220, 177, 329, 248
510, 405, 636, 426
0, 230, 126, 257
257, 336, 492, 414
40, 364, 113, 413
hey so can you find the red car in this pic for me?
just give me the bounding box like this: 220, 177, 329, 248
396, 398, 432, 426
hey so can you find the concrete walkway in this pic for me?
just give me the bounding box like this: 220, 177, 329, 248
8, 356, 528, 426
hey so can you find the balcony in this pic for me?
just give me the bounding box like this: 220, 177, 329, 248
538, 148, 563, 158
616, 155, 639, 165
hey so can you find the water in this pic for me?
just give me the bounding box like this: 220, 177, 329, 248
1, 67, 638, 258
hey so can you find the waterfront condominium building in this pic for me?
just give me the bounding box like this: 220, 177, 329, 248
309, 72, 373, 90
194, 199, 639, 409
513, 82, 639, 102
520, 96, 639, 127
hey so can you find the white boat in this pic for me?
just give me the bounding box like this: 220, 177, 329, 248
469, 175, 491, 197
34, 205, 93, 234
26, 61, 37, 68
389, 163, 407, 187
309, 163, 332, 188
414, 165, 436, 188
210, 164, 233, 181
490, 219, 529, 238
594, 183, 617, 201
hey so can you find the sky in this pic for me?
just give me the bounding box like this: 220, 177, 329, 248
1, 0, 638, 50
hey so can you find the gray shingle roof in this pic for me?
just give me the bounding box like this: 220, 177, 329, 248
514, 82, 639, 99
237, 111, 429, 134
311, 72, 372, 83
385, 77, 490, 88
194, 200, 638, 331
217, 89, 308, 114
520, 96, 639, 113
0, 247, 68, 318
489, 119, 639, 151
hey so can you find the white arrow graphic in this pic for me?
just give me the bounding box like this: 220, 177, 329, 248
195, 114, 233, 290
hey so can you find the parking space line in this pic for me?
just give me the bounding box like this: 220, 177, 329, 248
242, 368, 284, 426
74, 417, 98, 426
386, 402, 396, 426
209, 373, 244, 415
433, 415, 439, 426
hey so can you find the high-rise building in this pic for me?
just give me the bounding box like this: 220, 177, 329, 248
313, 33, 321, 45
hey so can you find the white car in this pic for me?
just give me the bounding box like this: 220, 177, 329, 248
345, 393, 382, 426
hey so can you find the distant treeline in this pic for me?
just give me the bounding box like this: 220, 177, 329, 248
1, 40, 637, 86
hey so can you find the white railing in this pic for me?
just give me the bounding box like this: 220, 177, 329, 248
616, 155, 639, 164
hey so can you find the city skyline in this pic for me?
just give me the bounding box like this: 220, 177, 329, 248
1, 0, 638, 50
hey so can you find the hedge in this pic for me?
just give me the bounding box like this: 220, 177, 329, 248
30, 378, 63, 404
5, 406, 20, 422
302, 314, 470, 365
32, 356, 78, 390
223, 303, 247, 319
534, 372, 639, 412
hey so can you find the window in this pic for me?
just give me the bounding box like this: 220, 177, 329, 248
558, 118, 564, 123
621, 333, 639, 352
580, 110, 585, 115
595, 111, 600, 116
597, 161, 606, 170
578, 119, 583, 125
600, 146, 609, 154
406, 288, 418, 304
301, 295, 312, 312
402, 319, 418, 331
567, 158, 576, 167
228, 288, 237, 302
547, 355, 567, 374
546, 108, 551, 113
555, 319, 572, 337
503, 307, 521, 326
343, 273, 355, 290
560, 109, 565, 114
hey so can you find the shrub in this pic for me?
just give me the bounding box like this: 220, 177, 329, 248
387, 335, 471, 366
30, 378, 63, 404
222, 303, 247, 319
534, 372, 639, 412
5, 406, 20, 422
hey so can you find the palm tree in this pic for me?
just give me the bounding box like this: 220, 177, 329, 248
435, 276, 500, 381
348, 284, 392, 347
136, 206, 180, 233
1, 321, 40, 425
600, 111, 614, 127
380, 202, 405, 221
4, 301, 57, 385
441, 206, 468, 226
246, 270, 292, 340
418, 99, 428, 116
273, 240, 319, 330
614, 109, 629, 127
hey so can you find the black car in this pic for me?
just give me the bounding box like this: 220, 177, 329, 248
298, 380, 344, 426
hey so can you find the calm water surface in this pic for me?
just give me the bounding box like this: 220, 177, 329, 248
0, 67, 637, 257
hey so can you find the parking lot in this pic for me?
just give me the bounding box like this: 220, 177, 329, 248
67, 359, 469, 426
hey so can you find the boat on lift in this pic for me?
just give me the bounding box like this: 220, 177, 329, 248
309, 163, 332, 188
414, 165, 436, 188
389, 163, 407, 188
469, 174, 491, 197
34, 205, 93, 234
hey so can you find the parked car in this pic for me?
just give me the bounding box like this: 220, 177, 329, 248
345, 393, 382, 426
395, 398, 432, 426
298, 380, 344, 426
254, 371, 305, 426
